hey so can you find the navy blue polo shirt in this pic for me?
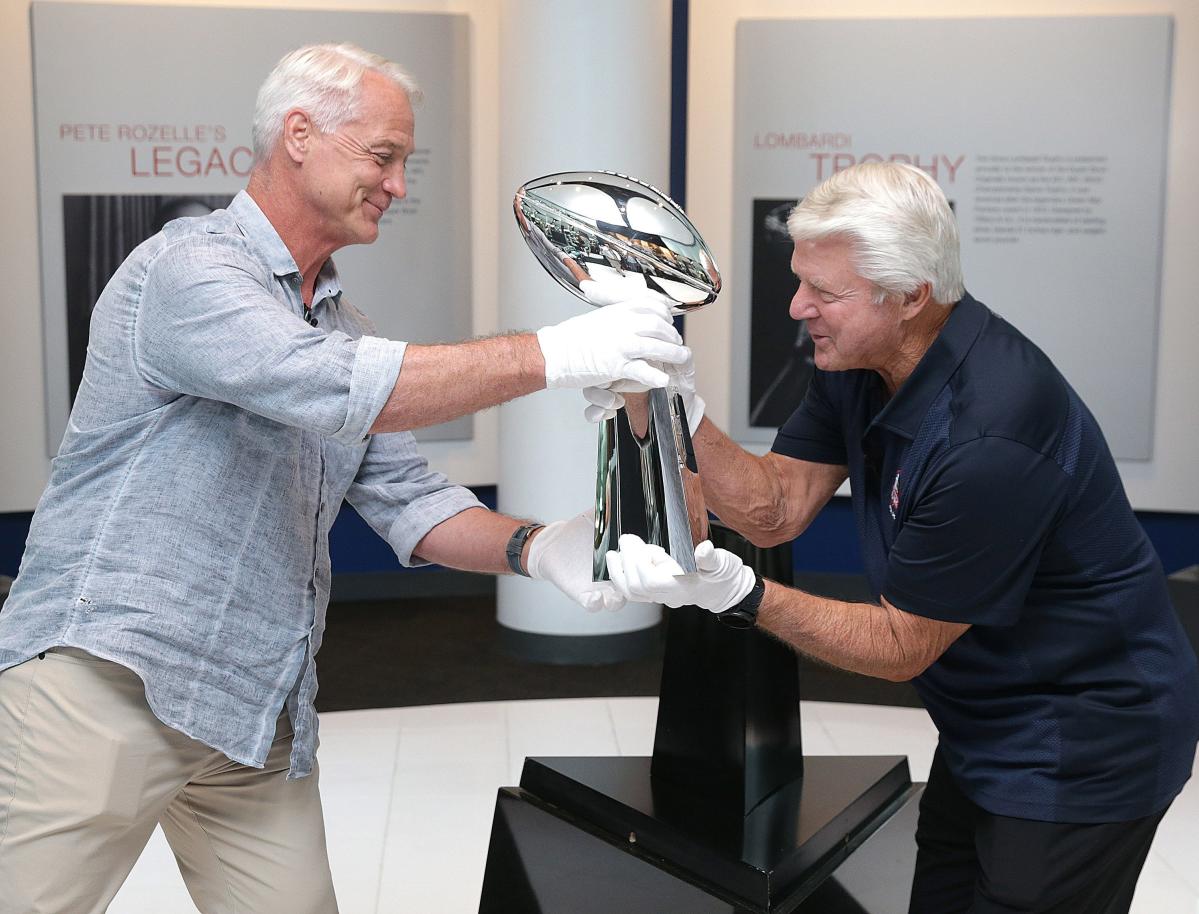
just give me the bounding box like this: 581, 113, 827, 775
773, 293, 1199, 823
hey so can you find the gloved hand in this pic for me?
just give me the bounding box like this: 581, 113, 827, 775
536, 297, 688, 390
582, 353, 706, 436
526, 512, 626, 613
605, 534, 755, 613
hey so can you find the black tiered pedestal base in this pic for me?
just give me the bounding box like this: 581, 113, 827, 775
480, 756, 919, 913
479, 526, 922, 912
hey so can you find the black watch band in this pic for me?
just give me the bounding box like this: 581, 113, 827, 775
716, 572, 765, 629
506, 523, 543, 577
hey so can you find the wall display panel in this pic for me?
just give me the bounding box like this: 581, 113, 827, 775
731, 16, 1172, 460
31, 2, 472, 454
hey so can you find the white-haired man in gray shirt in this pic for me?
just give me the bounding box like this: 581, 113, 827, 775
0, 44, 683, 914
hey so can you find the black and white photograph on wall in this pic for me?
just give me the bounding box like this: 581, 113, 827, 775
62, 193, 234, 403
749, 197, 814, 428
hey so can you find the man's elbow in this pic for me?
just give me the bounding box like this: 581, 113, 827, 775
743, 527, 793, 549
879, 665, 919, 684
736, 501, 800, 549
880, 652, 938, 683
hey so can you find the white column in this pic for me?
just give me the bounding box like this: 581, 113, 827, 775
496, 0, 673, 652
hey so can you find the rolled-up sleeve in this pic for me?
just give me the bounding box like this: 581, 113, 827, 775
336, 336, 408, 443
133, 233, 405, 445
345, 431, 485, 566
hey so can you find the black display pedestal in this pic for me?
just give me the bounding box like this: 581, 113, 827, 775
479, 527, 921, 913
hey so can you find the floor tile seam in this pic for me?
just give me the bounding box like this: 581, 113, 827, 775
392, 724, 508, 765
502, 703, 516, 786
371, 723, 406, 914
1151, 844, 1199, 897
604, 698, 627, 756
506, 701, 621, 764
808, 709, 839, 754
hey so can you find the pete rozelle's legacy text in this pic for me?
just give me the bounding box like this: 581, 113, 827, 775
58, 122, 252, 177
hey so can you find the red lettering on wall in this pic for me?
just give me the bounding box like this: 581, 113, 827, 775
60, 123, 111, 141
230, 146, 252, 176
128, 145, 255, 178
178, 146, 202, 177
809, 152, 968, 183
130, 146, 150, 177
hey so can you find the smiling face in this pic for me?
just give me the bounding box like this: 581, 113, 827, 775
301, 70, 414, 250
788, 235, 907, 378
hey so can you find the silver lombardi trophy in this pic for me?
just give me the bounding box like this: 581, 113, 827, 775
513, 171, 721, 581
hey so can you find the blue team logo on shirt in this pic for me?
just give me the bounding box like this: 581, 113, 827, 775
889, 470, 901, 520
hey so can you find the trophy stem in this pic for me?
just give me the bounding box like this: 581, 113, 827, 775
593, 415, 620, 581
592, 390, 707, 582
647, 388, 698, 573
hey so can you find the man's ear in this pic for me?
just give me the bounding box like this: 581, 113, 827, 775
901, 283, 934, 320
281, 109, 312, 163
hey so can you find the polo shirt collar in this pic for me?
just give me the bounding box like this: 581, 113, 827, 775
227, 191, 344, 306
869, 292, 988, 439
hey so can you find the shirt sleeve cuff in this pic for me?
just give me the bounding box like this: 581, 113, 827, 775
386, 488, 487, 566
770, 430, 848, 465
882, 584, 1021, 627
333, 336, 407, 445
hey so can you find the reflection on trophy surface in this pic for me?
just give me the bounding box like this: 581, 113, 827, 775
513, 171, 721, 581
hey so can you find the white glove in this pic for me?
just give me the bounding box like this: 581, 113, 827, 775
583, 354, 706, 436
526, 512, 626, 613
605, 534, 755, 613
536, 297, 688, 390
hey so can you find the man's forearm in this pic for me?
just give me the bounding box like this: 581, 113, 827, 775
690, 416, 848, 548
757, 582, 968, 682
690, 418, 784, 543
371, 334, 546, 434
411, 507, 537, 575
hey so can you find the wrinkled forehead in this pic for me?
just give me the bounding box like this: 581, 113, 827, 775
790, 235, 866, 283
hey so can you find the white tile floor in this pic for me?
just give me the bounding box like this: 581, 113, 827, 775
110, 699, 1199, 914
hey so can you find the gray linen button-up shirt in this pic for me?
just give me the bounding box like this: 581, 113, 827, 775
0, 192, 483, 776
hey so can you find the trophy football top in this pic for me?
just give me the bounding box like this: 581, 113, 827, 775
514, 171, 721, 313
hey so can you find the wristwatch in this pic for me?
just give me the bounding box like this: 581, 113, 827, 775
715, 572, 765, 629
506, 523, 543, 577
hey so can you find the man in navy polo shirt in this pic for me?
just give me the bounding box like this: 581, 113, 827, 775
590, 162, 1199, 913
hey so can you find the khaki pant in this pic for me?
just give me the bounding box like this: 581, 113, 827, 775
0, 648, 338, 914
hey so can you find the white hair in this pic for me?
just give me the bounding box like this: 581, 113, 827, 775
252, 43, 422, 164
787, 162, 965, 305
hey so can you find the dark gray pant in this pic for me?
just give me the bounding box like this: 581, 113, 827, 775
909, 749, 1165, 914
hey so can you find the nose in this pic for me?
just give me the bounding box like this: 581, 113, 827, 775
790, 284, 819, 321
382, 162, 407, 200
